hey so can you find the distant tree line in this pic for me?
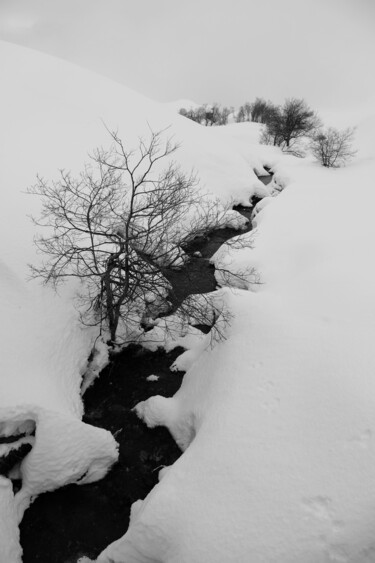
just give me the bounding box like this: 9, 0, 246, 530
258, 98, 320, 153
179, 103, 234, 126
179, 97, 356, 167
310, 127, 356, 168
236, 98, 277, 124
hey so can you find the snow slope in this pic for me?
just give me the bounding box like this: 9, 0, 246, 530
4, 37, 375, 563
95, 113, 375, 562
0, 41, 272, 561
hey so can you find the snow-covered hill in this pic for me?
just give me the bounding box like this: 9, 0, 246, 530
95, 104, 375, 561
0, 40, 271, 562
2, 38, 375, 563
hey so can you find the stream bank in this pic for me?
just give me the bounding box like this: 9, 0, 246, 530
20, 346, 185, 563
19, 174, 272, 562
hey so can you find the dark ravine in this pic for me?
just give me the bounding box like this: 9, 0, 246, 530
20, 346, 185, 563
19, 173, 272, 563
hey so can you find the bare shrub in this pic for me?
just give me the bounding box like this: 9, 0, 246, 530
310, 127, 356, 167
261, 98, 320, 154
29, 129, 231, 345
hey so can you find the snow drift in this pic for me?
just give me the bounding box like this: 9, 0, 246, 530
95, 112, 375, 562
0, 40, 270, 561
3, 37, 375, 563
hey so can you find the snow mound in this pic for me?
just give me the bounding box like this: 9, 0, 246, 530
13, 406, 118, 519
0, 478, 22, 563
146, 375, 159, 382
0, 40, 273, 559
96, 107, 375, 562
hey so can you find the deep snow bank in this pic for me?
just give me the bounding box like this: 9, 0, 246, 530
0, 254, 119, 562
95, 113, 375, 562
0, 41, 274, 561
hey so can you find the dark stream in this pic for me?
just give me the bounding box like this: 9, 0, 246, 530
19, 175, 272, 563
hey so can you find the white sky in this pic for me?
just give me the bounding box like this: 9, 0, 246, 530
0, 0, 374, 111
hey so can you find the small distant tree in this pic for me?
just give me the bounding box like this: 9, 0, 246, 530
236, 105, 246, 122
262, 103, 280, 127
179, 107, 205, 124
236, 102, 253, 123
218, 106, 233, 125
261, 98, 320, 153
250, 98, 266, 122
310, 127, 356, 168
250, 98, 276, 123
178, 107, 189, 118
243, 102, 252, 121
180, 104, 232, 126
28, 129, 229, 345
203, 104, 217, 126
202, 104, 231, 126
259, 105, 283, 146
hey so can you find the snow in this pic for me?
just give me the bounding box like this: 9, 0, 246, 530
138, 314, 210, 373
0, 40, 269, 560
14, 407, 118, 519
81, 337, 110, 393
0, 478, 22, 563
146, 375, 159, 382
2, 37, 375, 563
96, 111, 375, 562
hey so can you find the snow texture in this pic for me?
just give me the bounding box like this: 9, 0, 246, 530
2, 38, 375, 563
0, 478, 22, 563
97, 114, 375, 561
0, 40, 270, 560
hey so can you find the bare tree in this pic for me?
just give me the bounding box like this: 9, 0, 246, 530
310, 127, 356, 167
250, 98, 267, 122
243, 102, 252, 122
249, 98, 277, 123
261, 98, 320, 153
203, 104, 228, 126
180, 104, 232, 127
179, 106, 206, 124
217, 106, 233, 126
236, 103, 253, 123
236, 105, 246, 123
28, 129, 230, 345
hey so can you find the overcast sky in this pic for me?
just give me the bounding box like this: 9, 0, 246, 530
0, 0, 374, 111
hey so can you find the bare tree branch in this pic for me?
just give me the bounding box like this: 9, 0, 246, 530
28, 128, 238, 346
310, 127, 357, 168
